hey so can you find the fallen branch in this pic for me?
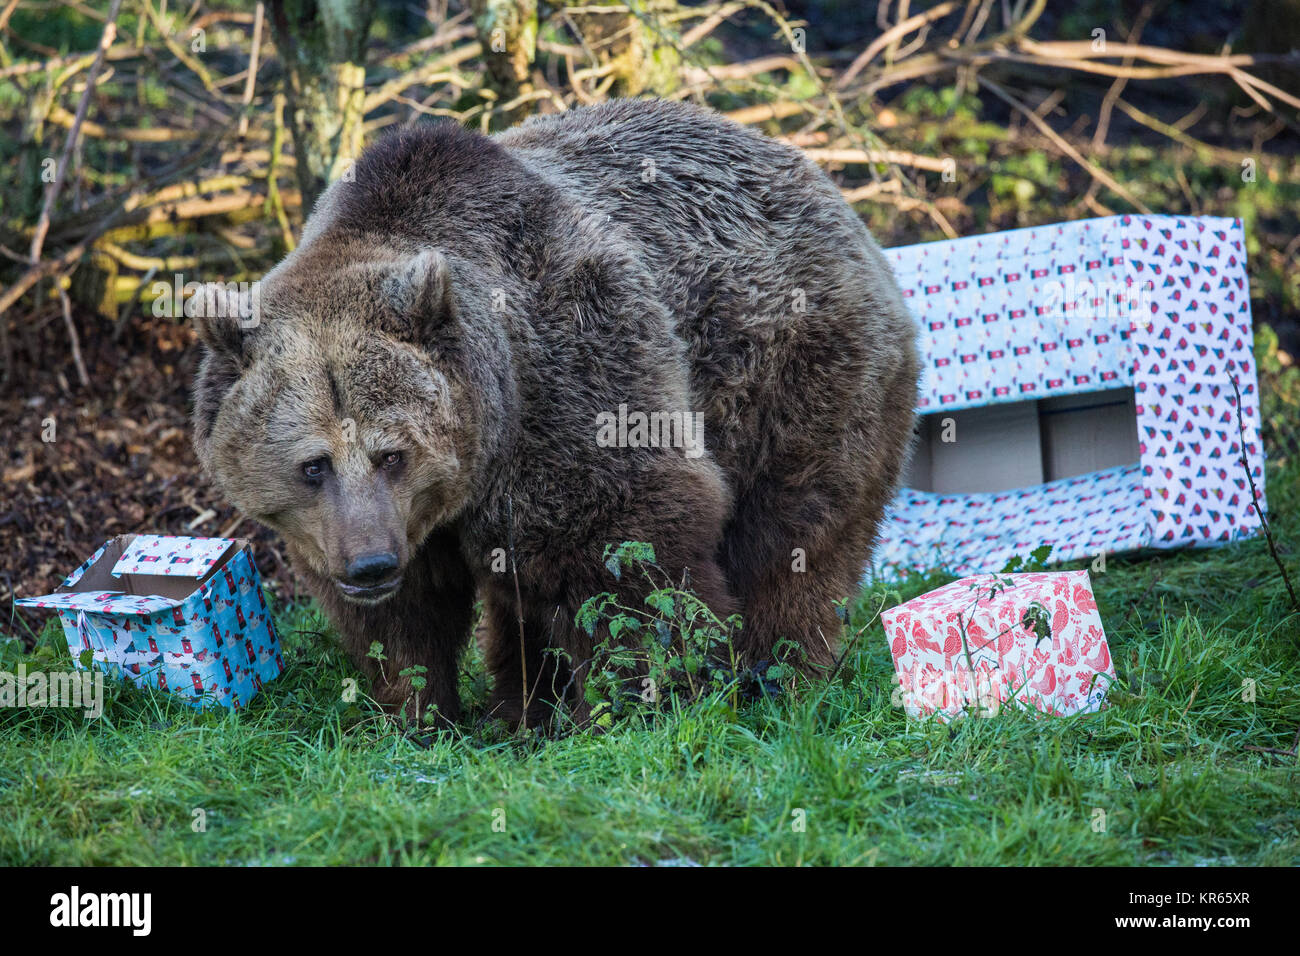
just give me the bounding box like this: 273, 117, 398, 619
0, 237, 96, 318
801, 146, 951, 173
1245, 724, 1300, 759
978, 74, 1153, 214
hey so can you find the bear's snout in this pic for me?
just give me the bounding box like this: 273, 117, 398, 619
335, 551, 403, 603
346, 551, 400, 585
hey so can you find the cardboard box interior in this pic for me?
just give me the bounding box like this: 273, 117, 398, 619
57, 533, 244, 601
904, 387, 1139, 494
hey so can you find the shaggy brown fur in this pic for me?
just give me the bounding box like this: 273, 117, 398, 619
192, 99, 919, 727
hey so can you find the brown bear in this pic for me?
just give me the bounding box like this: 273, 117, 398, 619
192, 99, 919, 728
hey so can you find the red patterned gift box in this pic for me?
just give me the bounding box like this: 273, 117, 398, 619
882, 569, 1115, 722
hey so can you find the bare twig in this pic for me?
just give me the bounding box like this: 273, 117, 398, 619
236, 2, 265, 140
1091, 2, 1154, 151
978, 74, 1152, 214
140, 0, 221, 96
679, 1, 745, 49
1230, 375, 1299, 614
0, 240, 92, 318
506, 493, 529, 731
1113, 98, 1245, 165
827, 593, 889, 684
28, 0, 123, 264
800, 146, 952, 173
0, 0, 20, 31
56, 286, 88, 387
1245, 724, 1300, 759
838, 0, 959, 88
363, 43, 482, 114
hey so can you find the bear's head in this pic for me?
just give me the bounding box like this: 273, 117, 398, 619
191, 243, 483, 605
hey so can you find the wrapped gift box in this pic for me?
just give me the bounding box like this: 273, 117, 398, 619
876, 214, 1265, 579
16, 534, 283, 709
882, 569, 1114, 721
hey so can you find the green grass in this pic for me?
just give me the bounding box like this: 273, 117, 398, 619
2, 453, 1296, 867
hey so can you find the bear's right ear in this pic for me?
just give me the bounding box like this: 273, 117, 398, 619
382, 250, 454, 343
189, 282, 260, 365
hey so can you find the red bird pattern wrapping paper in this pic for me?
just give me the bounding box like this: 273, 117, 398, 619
882, 570, 1115, 721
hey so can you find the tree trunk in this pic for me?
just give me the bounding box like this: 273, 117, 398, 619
470, 0, 683, 129
269, 0, 376, 210
471, 0, 539, 127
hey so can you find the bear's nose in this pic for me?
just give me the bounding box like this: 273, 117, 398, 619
345, 552, 399, 586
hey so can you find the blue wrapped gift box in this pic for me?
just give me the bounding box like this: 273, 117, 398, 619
16, 534, 283, 709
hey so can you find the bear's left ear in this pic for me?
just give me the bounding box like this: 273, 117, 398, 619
383, 249, 454, 342
190, 282, 261, 366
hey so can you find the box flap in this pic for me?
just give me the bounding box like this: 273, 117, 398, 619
875, 462, 1150, 580
888, 214, 1133, 414
111, 535, 235, 578
14, 590, 183, 614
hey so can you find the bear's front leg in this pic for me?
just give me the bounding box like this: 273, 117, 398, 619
304, 529, 475, 726
479, 547, 737, 733
479, 593, 576, 730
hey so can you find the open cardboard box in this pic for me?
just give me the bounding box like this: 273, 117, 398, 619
16, 534, 283, 709
54, 533, 242, 602
875, 213, 1266, 579
904, 387, 1140, 495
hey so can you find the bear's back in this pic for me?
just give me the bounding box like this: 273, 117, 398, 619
499, 101, 909, 485
496, 99, 885, 346
496, 100, 859, 267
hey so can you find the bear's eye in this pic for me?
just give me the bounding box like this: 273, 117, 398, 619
301, 458, 329, 484
380, 451, 403, 470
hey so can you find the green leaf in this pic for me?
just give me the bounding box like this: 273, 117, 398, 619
608, 615, 641, 642
605, 541, 657, 579
645, 589, 676, 616
400, 664, 428, 691
575, 595, 612, 636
